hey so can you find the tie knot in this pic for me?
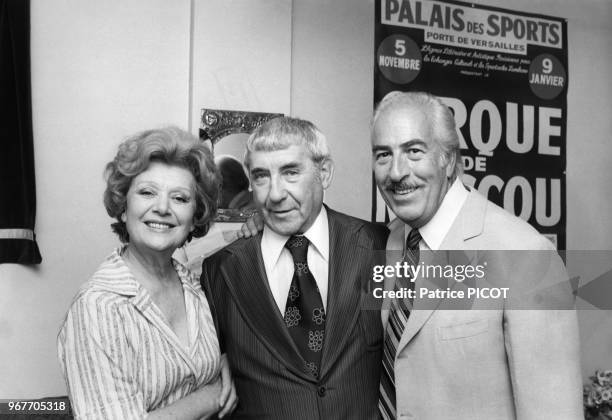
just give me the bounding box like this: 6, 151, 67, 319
406, 229, 421, 252
285, 235, 309, 263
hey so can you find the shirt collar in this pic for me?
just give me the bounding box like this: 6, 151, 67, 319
406, 178, 468, 251
261, 206, 329, 269
88, 247, 196, 297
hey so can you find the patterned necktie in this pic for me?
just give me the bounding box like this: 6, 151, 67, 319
379, 229, 421, 420
284, 235, 326, 379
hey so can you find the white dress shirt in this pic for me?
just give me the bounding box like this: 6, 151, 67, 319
406, 178, 469, 251
261, 207, 329, 315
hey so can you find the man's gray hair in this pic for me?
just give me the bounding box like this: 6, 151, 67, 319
372, 91, 463, 181
244, 116, 331, 168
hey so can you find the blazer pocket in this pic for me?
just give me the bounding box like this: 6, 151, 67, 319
437, 319, 488, 340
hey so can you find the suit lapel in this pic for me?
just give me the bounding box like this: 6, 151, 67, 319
220, 236, 311, 381
441, 187, 486, 249
395, 188, 487, 354
319, 210, 364, 379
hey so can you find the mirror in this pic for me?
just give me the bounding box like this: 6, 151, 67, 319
200, 109, 283, 222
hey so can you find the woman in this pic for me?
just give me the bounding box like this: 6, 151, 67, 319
58, 127, 237, 419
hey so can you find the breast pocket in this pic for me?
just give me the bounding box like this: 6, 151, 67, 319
437, 319, 489, 341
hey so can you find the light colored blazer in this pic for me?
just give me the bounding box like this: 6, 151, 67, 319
383, 188, 583, 420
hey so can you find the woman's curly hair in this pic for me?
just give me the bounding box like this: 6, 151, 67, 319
103, 126, 219, 244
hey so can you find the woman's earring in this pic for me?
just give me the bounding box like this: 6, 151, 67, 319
121, 213, 126, 222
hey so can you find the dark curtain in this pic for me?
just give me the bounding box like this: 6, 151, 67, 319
0, 0, 41, 264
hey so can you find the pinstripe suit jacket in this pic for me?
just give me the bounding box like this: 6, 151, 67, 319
201, 208, 388, 419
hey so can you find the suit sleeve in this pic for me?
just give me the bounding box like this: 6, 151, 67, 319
503, 246, 583, 419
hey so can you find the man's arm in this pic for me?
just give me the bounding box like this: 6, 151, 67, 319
505, 309, 582, 418
504, 249, 582, 419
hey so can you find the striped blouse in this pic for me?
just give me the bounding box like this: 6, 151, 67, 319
57, 248, 220, 419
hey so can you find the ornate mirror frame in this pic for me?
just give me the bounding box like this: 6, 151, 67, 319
200, 108, 283, 222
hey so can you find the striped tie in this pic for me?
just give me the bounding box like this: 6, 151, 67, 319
379, 229, 421, 420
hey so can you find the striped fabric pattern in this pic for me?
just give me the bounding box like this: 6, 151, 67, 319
379, 229, 421, 420
202, 207, 387, 419
57, 249, 221, 419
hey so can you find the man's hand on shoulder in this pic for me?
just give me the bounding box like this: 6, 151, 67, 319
236, 211, 264, 239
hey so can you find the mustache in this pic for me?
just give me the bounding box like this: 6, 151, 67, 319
384, 179, 418, 191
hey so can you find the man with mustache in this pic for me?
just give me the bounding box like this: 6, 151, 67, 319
201, 117, 387, 419
373, 91, 582, 419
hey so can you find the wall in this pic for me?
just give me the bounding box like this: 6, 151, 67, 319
189, 0, 291, 128
0, 0, 192, 398
0, 0, 610, 399
291, 0, 376, 220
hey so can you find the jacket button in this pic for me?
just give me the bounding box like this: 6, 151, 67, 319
317, 386, 326, 397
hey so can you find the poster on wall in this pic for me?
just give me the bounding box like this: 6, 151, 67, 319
374, 0, 568, 249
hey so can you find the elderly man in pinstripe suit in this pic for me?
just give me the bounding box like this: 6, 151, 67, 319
202, 117, 388, 419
